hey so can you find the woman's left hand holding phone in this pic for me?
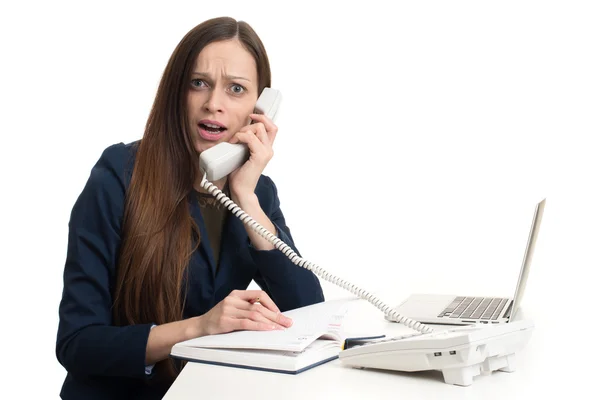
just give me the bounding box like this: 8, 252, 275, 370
227, 113, 278, 198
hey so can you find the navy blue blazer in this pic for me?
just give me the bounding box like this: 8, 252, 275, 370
56, 141, 325, 399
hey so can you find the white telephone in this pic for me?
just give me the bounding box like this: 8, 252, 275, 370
197, 88, 534, 385
339, 319, 534, 386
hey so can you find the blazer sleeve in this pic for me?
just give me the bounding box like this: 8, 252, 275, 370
249, 176, 325, 312
56, 143, 154, 380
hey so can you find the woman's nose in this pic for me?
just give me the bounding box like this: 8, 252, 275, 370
204, 90, 224, 113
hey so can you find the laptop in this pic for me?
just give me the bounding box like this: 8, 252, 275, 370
387, 198, 546, 325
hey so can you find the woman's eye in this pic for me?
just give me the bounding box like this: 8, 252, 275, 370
191, 79, 207, 88
231, 84, 245, 94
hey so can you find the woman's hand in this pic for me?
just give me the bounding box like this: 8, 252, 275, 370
227, 113, 278, 198
197, 290, 293, 336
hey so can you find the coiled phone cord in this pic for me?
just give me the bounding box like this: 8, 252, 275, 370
201, 173, 434, 334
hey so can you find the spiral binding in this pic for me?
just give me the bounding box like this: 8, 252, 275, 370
200, 173, 434, 334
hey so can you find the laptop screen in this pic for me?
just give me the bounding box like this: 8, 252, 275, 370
508, 198, 546, 322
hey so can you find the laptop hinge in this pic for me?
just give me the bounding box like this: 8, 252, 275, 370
503, 300, 514, 319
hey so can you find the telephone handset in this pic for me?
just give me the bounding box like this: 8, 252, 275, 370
199, 87, 283, 182
198, 88, 434, 335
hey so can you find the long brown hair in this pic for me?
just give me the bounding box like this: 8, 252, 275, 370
112, 17, 272, 379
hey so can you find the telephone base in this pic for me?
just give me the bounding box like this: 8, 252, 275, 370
440, 352, 516, 386
338, 319, 533, 386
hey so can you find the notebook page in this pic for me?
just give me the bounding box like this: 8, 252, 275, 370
177, 299, 353, 352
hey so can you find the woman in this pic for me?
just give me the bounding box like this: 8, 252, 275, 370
55, 17, 324, 399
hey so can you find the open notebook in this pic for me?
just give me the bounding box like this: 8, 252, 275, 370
170, 298, 384, 374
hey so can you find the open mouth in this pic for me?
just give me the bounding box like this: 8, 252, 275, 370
199, 122, 226, 134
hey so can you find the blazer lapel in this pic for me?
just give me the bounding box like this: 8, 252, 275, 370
188, 193, 218, 278
214, 209, 247, 286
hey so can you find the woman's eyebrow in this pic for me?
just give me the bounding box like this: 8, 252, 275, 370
191, 72, 251, 82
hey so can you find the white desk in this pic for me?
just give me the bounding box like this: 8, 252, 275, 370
163, 299, 585, 400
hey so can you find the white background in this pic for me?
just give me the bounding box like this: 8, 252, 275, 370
1, 0, 598, 398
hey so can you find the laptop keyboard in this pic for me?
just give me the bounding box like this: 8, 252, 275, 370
437, 296, 511, 320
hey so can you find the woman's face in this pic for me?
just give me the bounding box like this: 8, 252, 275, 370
186, 39, 259, 154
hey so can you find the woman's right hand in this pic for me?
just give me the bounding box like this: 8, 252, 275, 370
197, 290, 293, 336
